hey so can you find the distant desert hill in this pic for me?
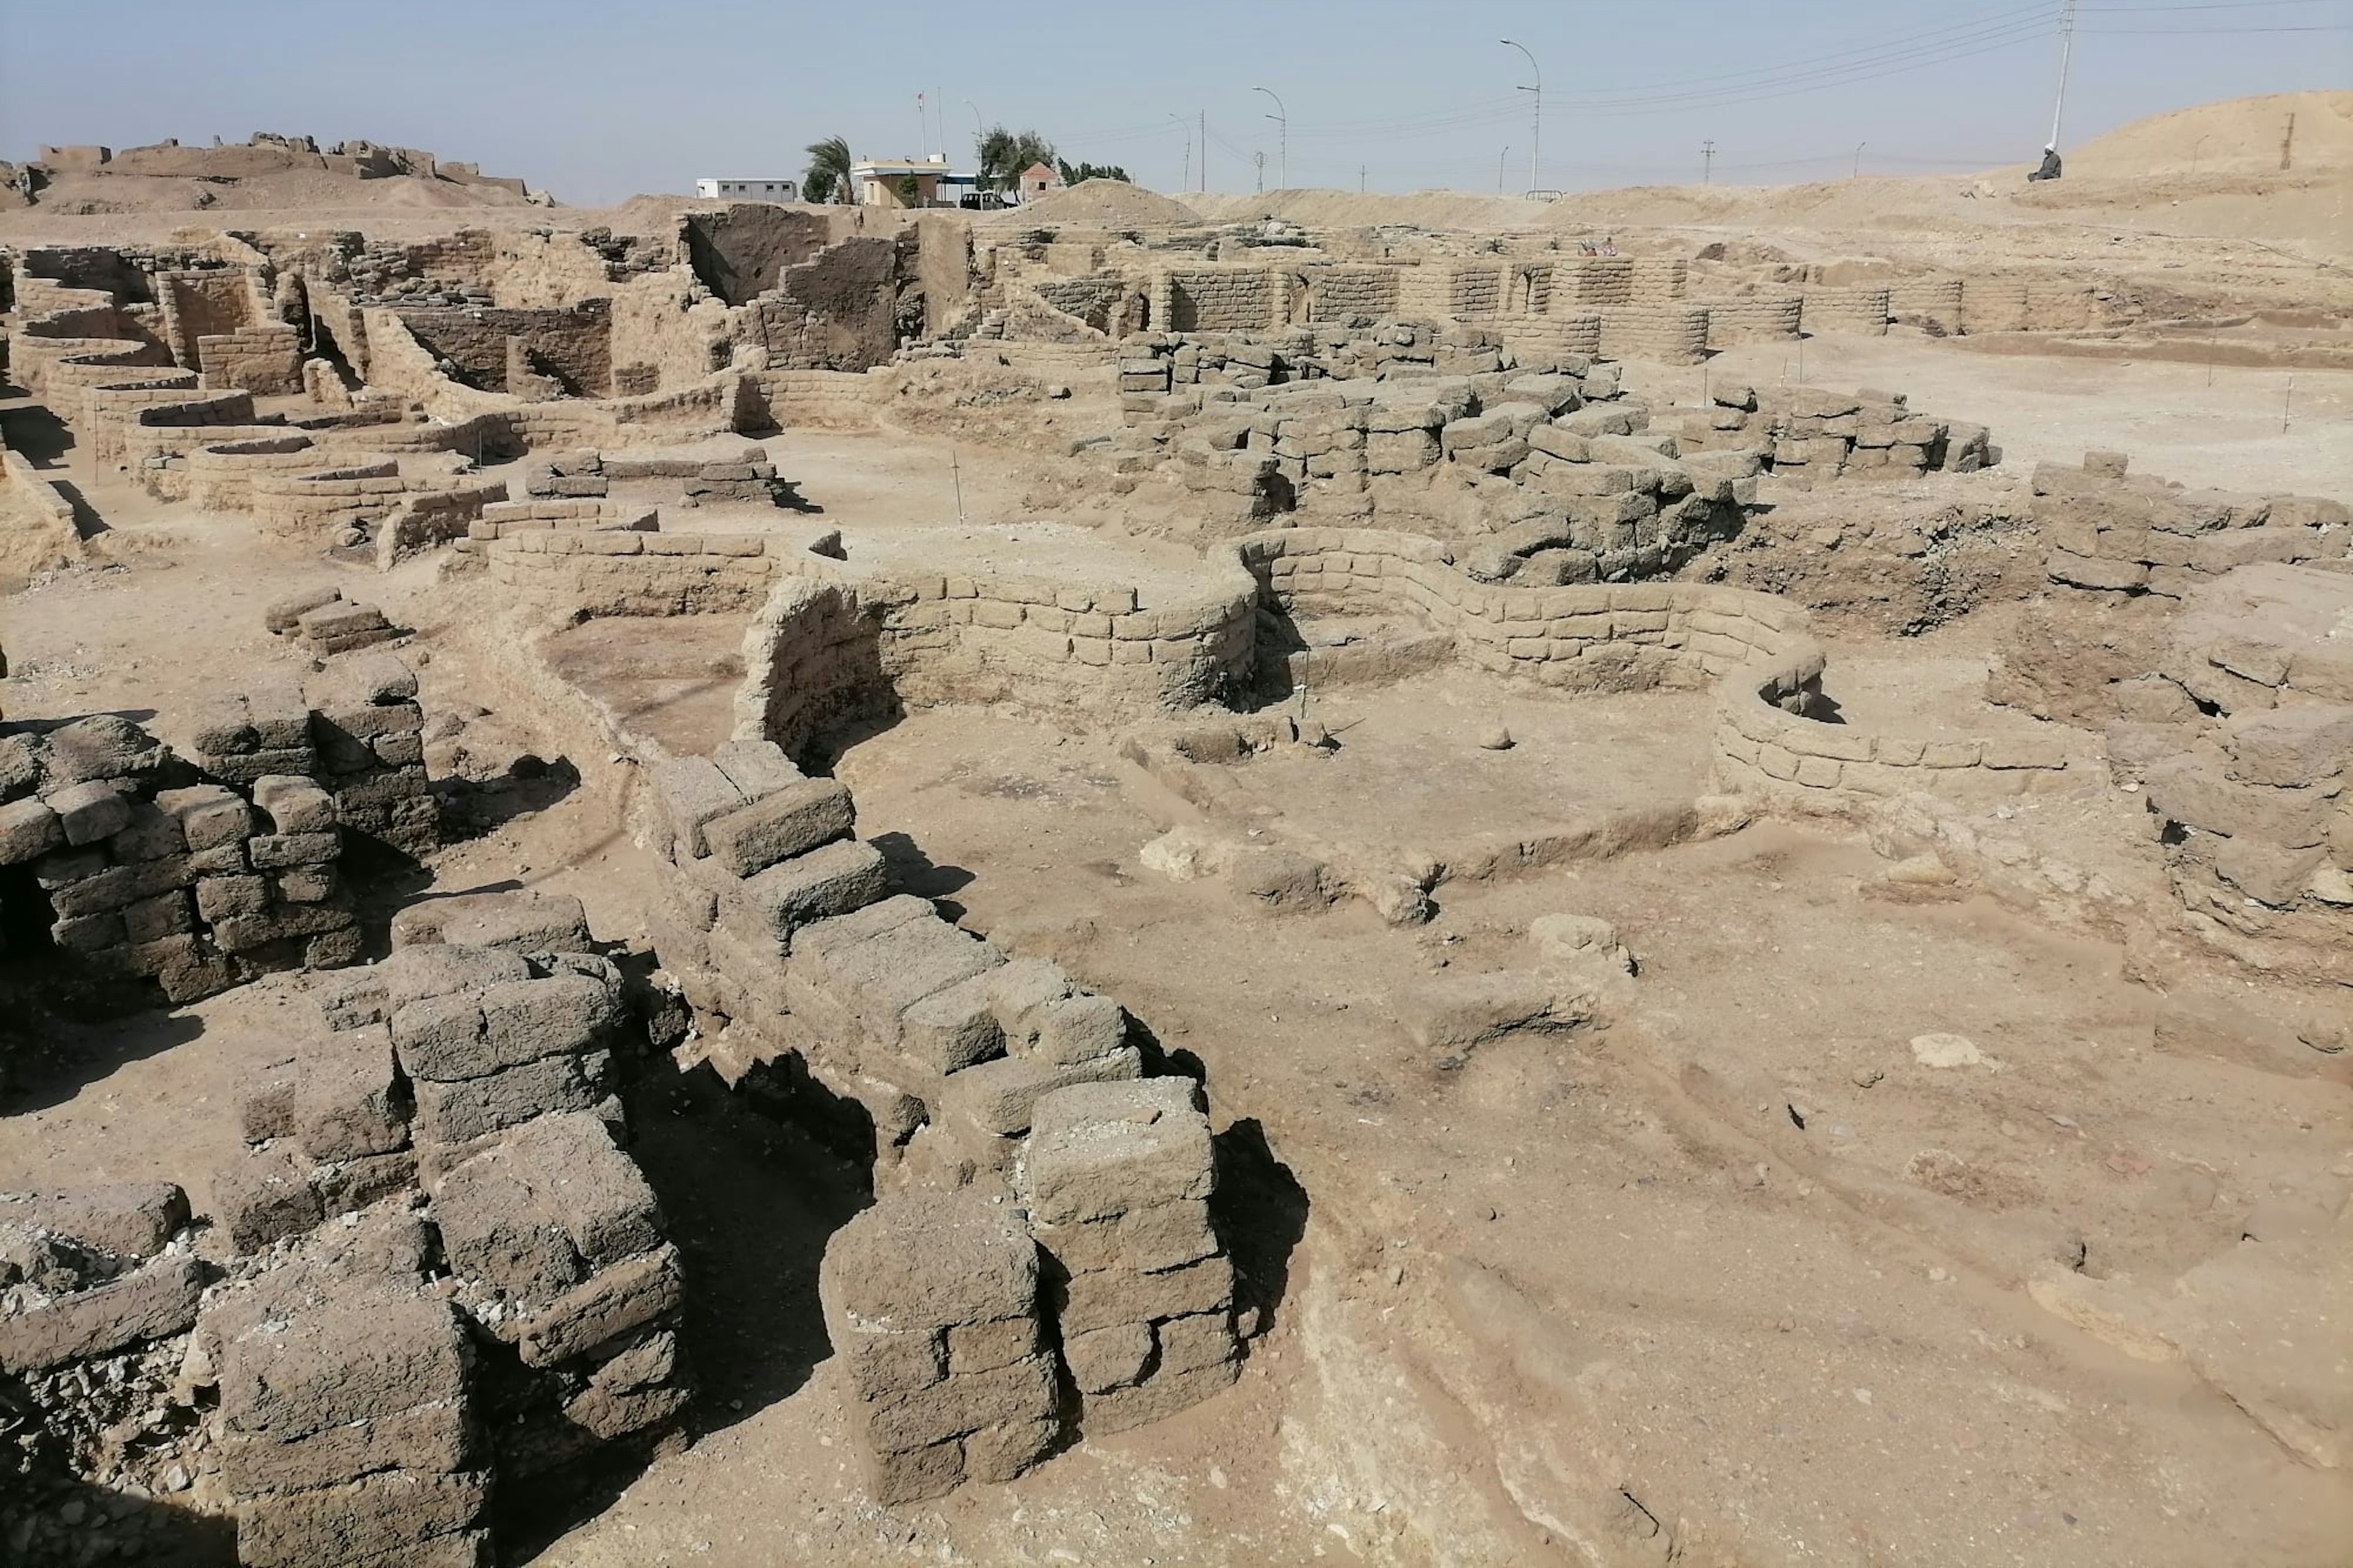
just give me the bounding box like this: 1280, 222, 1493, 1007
2067, 90, 2351, 178
0, 132, 552, 214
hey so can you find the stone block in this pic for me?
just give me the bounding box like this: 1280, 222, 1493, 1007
252, 775, 338, 833
215, 1148, 326, 1254
0, 797, 64, 864
939, 1046, 1142, 1141
736, 837, 889, 950
409, 1048, 614, 1146
1057, 1254, 1235, 1338
293, 1026, 408, 1163
511, 1243, 683, 1366
234, 1471, 487, 1568
820, 1191, 1039, 1333
388, 890, 592, 955
158, 784, 254, 850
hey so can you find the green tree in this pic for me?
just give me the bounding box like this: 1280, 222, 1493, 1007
975, 126, 1056, 191
802, 135, 853, 205
1056, 159, 1131, 186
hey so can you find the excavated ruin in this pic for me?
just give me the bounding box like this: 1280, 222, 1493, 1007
1, 183, 2347, 1567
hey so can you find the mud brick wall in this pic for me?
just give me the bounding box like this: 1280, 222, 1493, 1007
479, 526, 790, 616
248, 460, 405, 536
1449, 264, 1505, 317
1700, 295, 1803, 348
1889, 278, 1964, 334
0, 706, 365, 1003
307, 654, 438, 857
819, 1193, 1058, 1504
184, 434, 323, 512
395, 300, 614, 396
1023, 1078, 1241, 1433
1595, 305, 1711, 365
738, 235, 909, 371
2034, 458, 2348, 599
157, 269, 260, 368
1799, 286, 1890, 336
1298, 264, 1401, 321
1501, 314, 1605, 369
1159, 267, 1278, 333
196, 323, 302, 394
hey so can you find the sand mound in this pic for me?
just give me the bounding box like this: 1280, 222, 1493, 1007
992, 179, 1201, 227
2069, 91, 2351, 178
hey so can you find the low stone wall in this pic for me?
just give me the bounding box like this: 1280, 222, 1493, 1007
1699, 295, 1804, 349
2034, 453, 2348, 597
1235, 527, 2089, 802
196, 324, 302, 395
1798, 286, 1891, 336
0, 444, 82, 585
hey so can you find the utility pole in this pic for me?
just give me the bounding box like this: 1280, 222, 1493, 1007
2048, 0, 2078, 151
1170, 115, 1191, 194
1254, 151, 1266, 194
1200, 111, 1207, 192
1853, 141, 1866, 179
1252, 86, 1288, 189
2281, 112, 2297, 170
1501, 39, 1541, 192
1702, 140, 1715, 184
1359, 164, 1367, 194
1498, 147, 1509, 193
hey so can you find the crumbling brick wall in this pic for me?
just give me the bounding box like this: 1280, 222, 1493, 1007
395, 300, 614, 396
737, 235, 912, 371
683, 205, 832, 306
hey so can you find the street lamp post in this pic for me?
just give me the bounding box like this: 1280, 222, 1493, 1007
1252, 85, 1287, 190
1500, 39, 1540, 193
1498, 147, 1509, 194
1170, 113, 1191, 194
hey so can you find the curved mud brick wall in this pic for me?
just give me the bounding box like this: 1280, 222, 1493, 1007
1889, 278, 1965, 334
1700, 295, 1805, 349
733, 561, 1260, 757
374, 481, 511, 567
186, 434, 324, 513
249, 460, 409, 536
1233, 526, 2086, 802
479, 525, 798, 618
82, 371, 203, 464
1798, 287, 1892, 337
1596, 305, 1713, 365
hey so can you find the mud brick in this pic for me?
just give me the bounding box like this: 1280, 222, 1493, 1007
275, 865, 338, 903
203, 747, 316, 787
222, 1400, 474, 1494
650, 757, 743, 858
120, 889, 194, 944
314, 701, 424, 741
702, 778, 855, 877
244, 682, 314, 749
44, 779, 132, 846
821, 1191, 1040, 1333
234, 1471, 487, 1568
711, 738, 801, 797
51, 911, 124, 952
860, 1437, 967, 1506
305, 922, 365, 971
562, 1371, 692, 1444
211, 900, 355, 953
388, 890, 590, 954
294, 1026, 408, 1162
1025, 1078, 1215, 1224
196, 873, 270, 920
1035, 1199, 1216, 1278
1017, 992, 1129, 1066
1083, 1354, 1240, 1434
252, 774, 336, 833
503, 1112, 664, 1268
430, 1156, 586, 1305
409, 1048, 613, 1146
861, 1352, 1059, 1456
0, 1256, 205, 1372
939, 1047, 1142, 1140
475, 974, 623, 1070
0, 797, 64, 863
50, 856, 195, 918
736, 837, 889, 950
511, 1243, 683, 1366
249, 831, 341, 869
786, 911, 1002, 1048
298, 600, 390, 642
1057, 1254, 1235, 1338
945, 1314, 1042, 1376
1064, 1321, 1154, 1393
374, 732, 425, 767
264, 585, 344, 633
346, 653, 419, 704
32, 848, 103, 888
334, 763, 429, 809
900, 971, 1009, 1075
312, 1148, 418, 1214
157, 783, 254, 849
0, 1183, 188, 1258
107, 801, 185, 862
215, 1147, 325, 1254
222, 1289, 467, 1440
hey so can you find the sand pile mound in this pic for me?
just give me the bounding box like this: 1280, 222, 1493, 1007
2069, 91, 2350, 178
995, 180, 1201, 226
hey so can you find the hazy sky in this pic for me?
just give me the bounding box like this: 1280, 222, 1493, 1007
4, 1, 2345, 202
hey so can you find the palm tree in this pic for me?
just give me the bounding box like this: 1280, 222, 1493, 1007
975, 126, 1055, 192
803, 136, 854, 205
